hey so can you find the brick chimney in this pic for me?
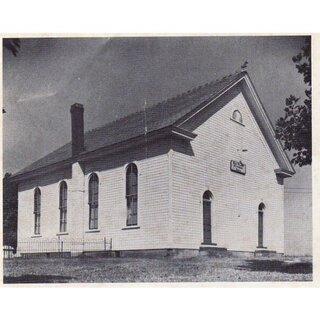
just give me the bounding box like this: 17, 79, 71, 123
70, 103, 84, 156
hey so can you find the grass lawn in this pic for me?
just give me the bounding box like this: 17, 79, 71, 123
3, 255, 312, 284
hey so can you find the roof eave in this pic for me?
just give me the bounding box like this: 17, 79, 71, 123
274, 168, 295, 178
78, 125, 196, 161
171, 126, 197, 141
9, 158, 74, 183
10, 125, 196, 182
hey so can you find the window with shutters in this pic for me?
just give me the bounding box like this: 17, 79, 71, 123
88, 173, 99, 230
34, 188, 41, 235
59, 181, 68, 232
126, 163, 138, 226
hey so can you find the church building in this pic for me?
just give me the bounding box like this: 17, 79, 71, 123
10, 70, 295, 256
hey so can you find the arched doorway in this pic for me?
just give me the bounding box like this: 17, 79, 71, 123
258, 203, 265, 248
202, 191, 213, 244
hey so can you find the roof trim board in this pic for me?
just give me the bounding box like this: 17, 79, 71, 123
174, 73, 295, 175
174, 75, 245, 127
242, 75, 294, 174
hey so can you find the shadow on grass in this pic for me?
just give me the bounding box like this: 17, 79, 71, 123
237, 259, 312, 274
4, 274, 74, 284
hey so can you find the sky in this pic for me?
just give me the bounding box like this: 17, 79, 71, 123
2, 36, 311, 189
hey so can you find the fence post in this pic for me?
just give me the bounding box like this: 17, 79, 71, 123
104, 237, 106, 251
110, 238, 112, 251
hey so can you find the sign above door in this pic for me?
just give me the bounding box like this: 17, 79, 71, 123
230, 160, 246, 175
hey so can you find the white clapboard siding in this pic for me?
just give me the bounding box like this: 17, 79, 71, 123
284, 191, 312, 256
17, 139, 171, 251
171, 92, 285, 252
18, 167, 73, 241
83, 142, 171, 250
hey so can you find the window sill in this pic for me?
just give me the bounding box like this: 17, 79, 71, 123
201, 242, 217, 246
230, 118, 245, 126
31, 234, 42, 238
85, 229, 100, 233
122, 225, 140, 230
56, 232, 69, 236
256, 246, 268, 249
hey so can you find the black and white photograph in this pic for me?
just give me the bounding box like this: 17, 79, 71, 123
2, 35, 312, 284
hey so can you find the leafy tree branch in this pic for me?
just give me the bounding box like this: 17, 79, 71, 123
276, 37, 311, 167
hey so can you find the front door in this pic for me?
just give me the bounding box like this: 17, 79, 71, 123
203, 199, 212, 244
258, 211, 263, 247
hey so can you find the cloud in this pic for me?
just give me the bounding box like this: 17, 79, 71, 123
17, 91, 56, 103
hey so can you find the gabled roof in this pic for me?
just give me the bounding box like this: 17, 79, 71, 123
11, 70, 294, 180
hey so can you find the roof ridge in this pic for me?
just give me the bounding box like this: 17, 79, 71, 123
155, 70, 242, 107
85, 70, 244, 136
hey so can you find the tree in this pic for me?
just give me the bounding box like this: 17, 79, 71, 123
3, 38, 21, 113
276, 37, 311, 167
3, 38, 20, 57
3, 173, 18, 250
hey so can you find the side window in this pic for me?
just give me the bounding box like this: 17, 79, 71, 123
34, 188, 41, 234
59, 181, 68, 232
126, 163, 138, 226
88, 173, 99, 229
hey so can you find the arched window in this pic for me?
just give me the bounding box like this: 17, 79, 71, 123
258, 203, 265, 248
232, 110, 243, 124
34, 188, 41, 235
202, 191, 213, 244
203, 190, 213, 201
258, 203, 266, 211
126, 163, 138, 226
88, 173, 99, 230
59, 181, 68, 232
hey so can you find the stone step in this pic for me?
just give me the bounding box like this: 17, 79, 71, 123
199, 245, 229, 257
254, 249, 280, 258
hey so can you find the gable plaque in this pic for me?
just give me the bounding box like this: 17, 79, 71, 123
230, 160, 246, 175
